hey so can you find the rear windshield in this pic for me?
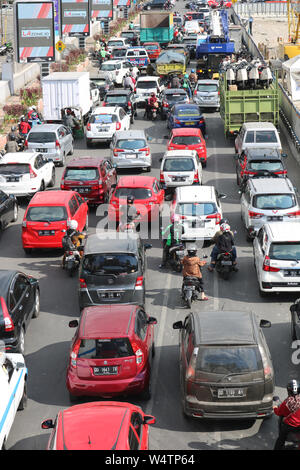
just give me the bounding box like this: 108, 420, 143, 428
177, 107, 199, 117
90, 114, 116, 124
116, 139, 146, 150
165, 93, 187, 103
111, 49, 127, 58
245, 130, 278, 144
64, 167, 99, 181
90, 79, 106, 86
122, 32, 135, 37
176, 202, 217, 216
106, 95, 127, 104
197, 84, 218, 92
82, 253, 138, 275
248, 161, 283, 171
108, 40, 124, 47
137, 81, 157, 89
269, 242, 300, 261
145, 45, 159, 50
172, 135, 201, 145
78, 338, 134, 359
163, 158, 195, 172
26, 206, 67, 222
196, 346, 262, 374
115, 187, 152, 199
101, 63, 117, 71
0, 164, 29, 174
28, 132, 56, 143
253, 194, 296, 210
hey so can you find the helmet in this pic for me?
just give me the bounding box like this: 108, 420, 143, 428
20, 116, 25, 122
31, 105, 37, 110
31, 112, 38, 118
9, 134, 16, 140
187, 245, 197, 257
11, 125, 16, 132
219, 218, 229, 225
151, 92, 155, 97
220, 223, 230, 232
191, 69, 195, 73
68, 220, 78, 231
127, 195, 134, 204
287, 379, 300, 396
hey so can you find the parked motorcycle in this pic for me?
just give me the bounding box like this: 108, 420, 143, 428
247, 59, 261, 89
273, 396, 300, 450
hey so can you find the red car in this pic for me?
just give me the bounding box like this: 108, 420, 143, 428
108, 175, 164, 223
143, 42, 161, 61
167, 128, 207, 167
66, 304, 157, 400
60, 156, 117, 205
21, 190, 88, 253
41, 401, 156, 450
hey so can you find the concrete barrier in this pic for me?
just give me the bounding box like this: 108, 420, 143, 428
0, 80, 11, 105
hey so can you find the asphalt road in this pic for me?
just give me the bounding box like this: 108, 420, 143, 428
5, 3, 300, 451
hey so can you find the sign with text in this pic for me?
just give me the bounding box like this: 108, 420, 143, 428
14, 1, 55, 63
90, 0, 113, 21
60, 0, 90, 36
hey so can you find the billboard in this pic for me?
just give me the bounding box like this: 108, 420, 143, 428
60, 0, 90, 36
14, 1, 55, 63
90, 0, 113, 21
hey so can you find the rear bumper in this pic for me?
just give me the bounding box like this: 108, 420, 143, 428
78, 289, 145, 310
261, 281, 300, 292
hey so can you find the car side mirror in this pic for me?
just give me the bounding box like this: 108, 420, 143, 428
143, 415, 156, 425
260, 319, 271, 328
111, 183, 116, 189
144, 243, 152, 250
69, 320, 79, 328
218, 193, 226, 199
282, 153, 287, 158
148, 316, 157, 324
41, 419, 54, 430
16, 362, 25, 370
173, 320, 183, 330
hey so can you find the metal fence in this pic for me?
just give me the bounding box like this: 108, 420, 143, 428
234, 1, 287, 17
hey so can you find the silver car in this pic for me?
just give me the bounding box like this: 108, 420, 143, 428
194, 79, 220, 110
110, 130, 152, 171
26, 124, 74, 167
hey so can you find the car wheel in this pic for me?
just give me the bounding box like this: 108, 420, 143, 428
18, 382, 28, 411
48, 168, 56, 188
12, 203, 18, 222
130, 114, 134, 124
59, 154, 66, 167
32, 289, 40, 319
39, 180, 45, 191
18, 327, 25, 355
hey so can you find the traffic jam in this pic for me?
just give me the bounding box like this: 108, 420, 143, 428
1, 0, 300, 453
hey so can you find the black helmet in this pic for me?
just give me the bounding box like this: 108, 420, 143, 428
9, 134, 16, 140
219, 218, 229, 225
287, 379, 300, 396
187, 245, 197, 257
127, 195, 134, 204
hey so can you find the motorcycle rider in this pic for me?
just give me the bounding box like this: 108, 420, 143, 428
7, 125, 21, 144
18, 116, 31, 137
28, 111, 42, 128
123, 72, 135, 91
273, 380, 300, 450
145, 92, 158, 119
208, 222, 237, 272
62, 220, 85, 268
5, 134, 19, 153
170, 74, 181, 88
181, 245, 209, 300
189, 69, 198, 86
119, 195, 141, 230
159, 215, 183, 268
63, 108, 79, 134
146, 62, 155, 76
182, 74, 192, 98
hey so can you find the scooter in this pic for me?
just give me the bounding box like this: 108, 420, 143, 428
182, 276, 201, 308
273, 396, 300, 450
168, 243, 185, 272
235, 60, 248, 90
64, 248, 81, 277
215, 251, 236, 280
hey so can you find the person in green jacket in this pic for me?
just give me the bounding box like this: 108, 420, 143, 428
159, 215, 183, 268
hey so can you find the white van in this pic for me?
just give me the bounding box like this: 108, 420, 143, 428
235, 122, 281, 155
184, 20, 201, 34
0, 352, 27, 449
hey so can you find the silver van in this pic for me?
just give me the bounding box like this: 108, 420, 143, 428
193, 79, 220, 110
235, 122, 281, 155
110, 130, 152, 171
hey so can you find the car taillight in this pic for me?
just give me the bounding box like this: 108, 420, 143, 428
113, 148, 124, 156
29, 165, 37, 179
140, 147, 150, 156
86, 123, 91, 131
128, 101, 132, 108
24, 139, 28, 148
263, 255, 280, 272
55, 139, 60, 149
174, 118, 181, 124
79, 278, 87, 288
287, 210, 300, 218
60, 179, 65, 189
259, 344, 273, 380
186, 347, 198, 380
70, 339, 81, 368
98, 179, 103, 188
131, 342, 144, 368
102, 102, 107, 106
0, 297, 14, 332
193, 172, 199, 183
248, 210, 263, 219
160, 172, 165, 183
135, 276, 143, 289
206, 212, 221, 224
199, 118, 204, 124
194, 89, 197, 96
116, 122, 121, 130
163, 101, 169, 108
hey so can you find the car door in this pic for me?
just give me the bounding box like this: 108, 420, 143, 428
10, 274, 34, 332
254, 228, 266, 284
0, 190, 11, 227
136, 308, 151, 360
180, 315, 192, 396
103, 160, 116, 194
73, 194, 87, 231
34, 154, 48, 186
128, 412, 142, 450
240, 185, 251, 224
1, 357, 18, 437
119, 108, 130, 130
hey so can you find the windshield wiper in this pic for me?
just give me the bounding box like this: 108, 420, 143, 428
218, 372, 247, 383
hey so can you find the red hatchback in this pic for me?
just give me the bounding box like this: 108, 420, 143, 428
22, 190, 88, 253
60, 157, 117, 205
167, 128, 207, 167
41, 401, 156, 450
143, 42, 161, 61
66, 304, 157, 401
108, 175, 164, 223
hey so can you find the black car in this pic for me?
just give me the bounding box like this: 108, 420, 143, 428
0, 190, 18, 232
120, 30, 139, 46
290, 301, 300, 341
182, 36, 197, 59
0, 270, 40, 354
103, 89, 137, 124
78, 232, 152, 310
160, 88, 189, 119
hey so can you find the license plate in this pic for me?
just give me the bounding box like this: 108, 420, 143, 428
7, 177, 19, 182
97, 291, 121, 299
36, 148, 47, 153
186, 122, 195, 125
93, 366, 118, 376
217, 388, 245, 398
287, 282, 300, 286
267, 216, 283, 221
185, 285, 195, 290
96, 127, 109, 132
173, 177, 186, 182
77, 187, 90, 193
221, 261, 233, 266
38, 230, 55, 236
284, 270, 300, 277
125, 154, 137, 159
188, 221, 205, 228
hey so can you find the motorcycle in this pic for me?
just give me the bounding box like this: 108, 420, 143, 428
273, 396, 300, 450
64, 248, 82, 277
0, 42, 13, 56
167, 243, 185, 272
215, 251, 236, 280
182, 276, 201, 308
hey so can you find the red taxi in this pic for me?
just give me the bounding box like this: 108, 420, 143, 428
167, 127, 207, 167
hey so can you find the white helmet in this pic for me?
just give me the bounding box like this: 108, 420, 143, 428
220, 223, 230, 232
69, 220, 78, 231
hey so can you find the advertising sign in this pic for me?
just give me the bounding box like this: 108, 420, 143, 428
90, 0, 113, 21
60, 0, 90, 36
15, 1, 55, 63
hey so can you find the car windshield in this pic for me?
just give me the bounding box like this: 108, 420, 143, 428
172, 135, 201, 145
26, 206, 67, 222
248, 161, 283, 172
166, 93, 187, 103
197, 84, 218, 92
101, 63, 117, 71
176, 202, 217, 216
163, 158, 195, 171
28, 132, 56, 143
90, 79, 106, 87
82, 253, 138, 275
0, 163, 29, 175
253, 193, 296, 210
77, 338, 134, 360
90, 114, 116, 124
177, 107, 199, 117
106, 95, 127, 104
115, 187, 152, 199
137, 81, 157, 89
269, 242, 300, 261
196, 346, 262, 374
116, 139, 147, 150
64, 167, 99, 181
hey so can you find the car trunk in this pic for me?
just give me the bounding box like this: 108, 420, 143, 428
0, 163, 31, 190
176, 202, 219, 239
163, 158, 196, 186
62, 167, 102, 199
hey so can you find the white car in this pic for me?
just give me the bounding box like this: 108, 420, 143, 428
106, 37, 131, 52
0, 352, 27, 450
0, 152, 55, 197
160, 150, 202, 198
99, 60, 139, 85
253, 222, 300, 295
85, 106, 131, 146
234, 122, 282, 156
135, 76, 165, 106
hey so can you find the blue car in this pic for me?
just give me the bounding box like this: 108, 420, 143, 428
167, 104, 206, 136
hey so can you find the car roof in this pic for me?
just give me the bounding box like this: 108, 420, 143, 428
174, 103, 199, 110
79, 305, 137, 338
117, 175, 156, 188
0, 152, 40, 164
196, 79, 219, 85
242, 122, 277, 130
105, 89, 131, 95
164, 88, 186, 94
137, 75, 158, 81
28, 124, 61, 132
193, 311, 257, 345
114, 130, 146, 139
91, 106, 119, 114
164, 150, 196, 158
244, 148, 282, 159
65, 157, 104, 168
84, 232, 139, 255
59, 402, 136, 450
248, 177, 294, 193
28, 190, 75, 206
175, 185, 215, 201
171, 127, 202, 136
264, 222, 300, 241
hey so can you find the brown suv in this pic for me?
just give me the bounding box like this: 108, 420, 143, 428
173, 310, 274, 420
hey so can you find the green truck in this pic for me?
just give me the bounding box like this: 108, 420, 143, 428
219, 73, 279, 138
139, 11, 174, 46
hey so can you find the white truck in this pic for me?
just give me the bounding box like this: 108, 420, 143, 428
41, 72, 98, 123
